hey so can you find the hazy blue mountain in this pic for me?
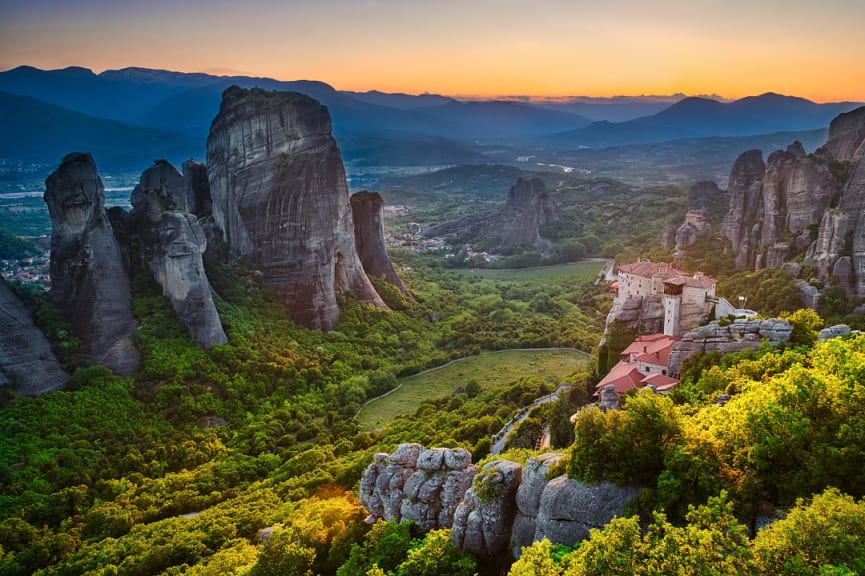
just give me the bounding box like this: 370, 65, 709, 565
0, 91, 200, 169
343, 90, 454, 110
415, 100, 591, 140
549, 93, 863, 147
534, 97, 683, 122
0, 65, 213, 125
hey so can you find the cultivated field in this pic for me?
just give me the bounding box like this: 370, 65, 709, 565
357, 348, 589, 429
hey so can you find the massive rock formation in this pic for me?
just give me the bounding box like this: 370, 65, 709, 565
809, 107, 865, 295
720, 149, 767, 269
718, 106, 865, 295
668, 317, 793, 374
359, 443, 476, 531
350, 191, 409, 295
44, 152, 139, 376
0, 279, 68, 395
206, 86, 385, 330
132, 160, 227, 349
422, 177, 560, 253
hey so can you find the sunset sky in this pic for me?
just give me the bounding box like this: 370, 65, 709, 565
1, 0, 863, 102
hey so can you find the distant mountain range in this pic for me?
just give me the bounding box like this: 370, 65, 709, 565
548, 94, 862, 146
0, 65, 861, 170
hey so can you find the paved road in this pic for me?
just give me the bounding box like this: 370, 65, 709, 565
490, 384, 570, 455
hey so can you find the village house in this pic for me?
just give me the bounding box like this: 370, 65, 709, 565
596, 333, 680, 397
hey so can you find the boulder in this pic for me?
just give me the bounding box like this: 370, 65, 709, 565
206, 86, 386, 330
535, 476, 639, 546
819, 324, 851, 341
44, 152, 139, 375
451, 460, 522, 559
0, 280, 68, 395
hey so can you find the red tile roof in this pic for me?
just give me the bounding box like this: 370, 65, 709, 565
617, 261, 715, 288
641, 373, 679, 387
596, 362, 644, 395
623, 334, 680, 364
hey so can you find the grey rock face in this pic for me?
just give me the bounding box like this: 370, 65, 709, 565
423, 177, 560, 252
350, 191, 409, 295
535, 477, 639, 546
758, 145, 837, 251
206, 86, 385, 330
823, 106, 865, 161
669, 318, 793, 374
182, 160, 212, 216
132, 161, 227, 349
451, 460, 522, 559
674, 219, 710, 252
661, 224, 678, 249
44, 152, 139, 376
358, 444, 475, 530
809, 129, 865, 296
721, 149, 766, 268
819, 324, 852, 341
0, 280, 68, 395
511, 453, 564, 558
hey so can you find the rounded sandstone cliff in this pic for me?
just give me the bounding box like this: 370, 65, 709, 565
206, 86, 385, 330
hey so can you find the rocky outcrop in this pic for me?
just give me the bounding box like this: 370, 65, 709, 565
818, 324, 852, 341
360, 448, 639, 561
206, 86, 385, 330
511, 453, 564, 557
663, 181, 727, 253
823, 107, 865, 161
721, 149, 766, 268
669, 318, 794, 374
132, 161, 227, 349
718, 107, 865, 295
358, 443, 476, 531
422, 177, 560, 253
534, 477, 639, 549
451, 460, 522, 559
761, 144, 837, 248
350, 191, 409, 295
0, 280, 68, 395
809, 109, 865, 295
44, 152, 139, 376
674, 215, 710, 252
721, 143, 839, 270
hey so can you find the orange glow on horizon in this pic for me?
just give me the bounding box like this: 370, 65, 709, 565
1, 0, 863, 104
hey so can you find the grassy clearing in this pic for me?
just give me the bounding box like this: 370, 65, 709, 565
358, 348, 589, 429
448, 260, 605, 283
